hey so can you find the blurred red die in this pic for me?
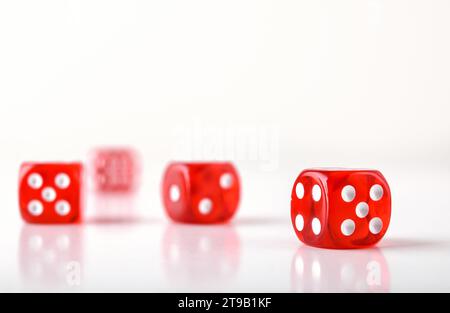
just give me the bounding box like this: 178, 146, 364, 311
91, 148, 139, 193
162, 162, 241, 224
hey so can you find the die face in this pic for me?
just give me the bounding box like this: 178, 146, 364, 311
290, 171, 330, 248
92, 149, 137, 193
189, 163, 240, 223
326, 170, 391, 248
291, 169, 391, 249
19, 163, 83, 224
162, 164, 191, 222
162, 162, 240, 224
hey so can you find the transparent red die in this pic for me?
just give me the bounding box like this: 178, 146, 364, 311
291, 169, 391, 249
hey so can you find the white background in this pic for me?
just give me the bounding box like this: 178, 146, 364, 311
1, 0, 450, 292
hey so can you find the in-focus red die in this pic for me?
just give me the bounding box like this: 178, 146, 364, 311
19, 163, 83, 224
291, 169, 391, 249
162, 162, 240, 224
91, 148, 138, 193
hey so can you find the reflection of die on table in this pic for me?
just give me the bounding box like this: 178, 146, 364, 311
291, 168, 391, 249
19, 225, 83, 288
162, 224, 241, 289
90, 148, 140, 193
291, 247, 390, 293
19, 162, 83, 224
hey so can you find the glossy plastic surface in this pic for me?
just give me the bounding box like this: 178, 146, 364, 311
162, 162, 240, 224
19, 163, 83, 224
291, 169, 391, 249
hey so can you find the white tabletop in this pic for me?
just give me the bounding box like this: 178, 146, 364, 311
1, 166, 449, 293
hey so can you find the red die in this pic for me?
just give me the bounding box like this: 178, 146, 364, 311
291, 169, 391, 249
19, 163, 83, 224
91, 148, 138, 193
162, 162, 240, 224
